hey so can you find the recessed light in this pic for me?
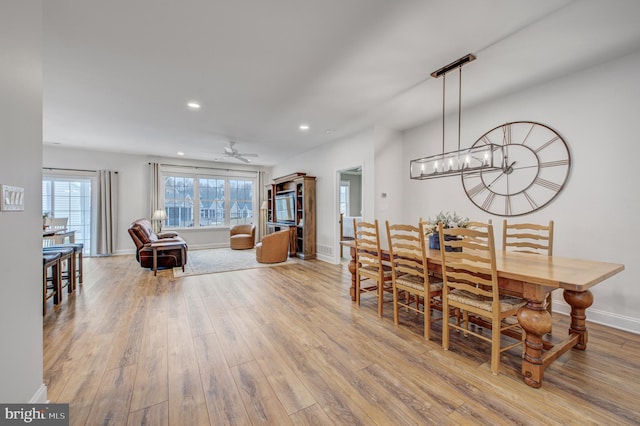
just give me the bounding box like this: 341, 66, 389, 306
187, 102, 201, 110
299, 123, 310, 131
177, 151, 185, 156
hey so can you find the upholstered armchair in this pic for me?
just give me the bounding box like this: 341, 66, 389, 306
128, 219, 188, 275
230, 224, 255, 249
256, 229, 290, 263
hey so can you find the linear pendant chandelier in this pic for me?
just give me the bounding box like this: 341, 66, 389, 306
410, 53, 501, 180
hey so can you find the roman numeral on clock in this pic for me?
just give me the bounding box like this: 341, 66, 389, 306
482, 191, 496, 211
534, 177, 562, 192
466, 181, 487, 198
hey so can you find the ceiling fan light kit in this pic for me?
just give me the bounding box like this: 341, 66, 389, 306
218, 141, 258, 163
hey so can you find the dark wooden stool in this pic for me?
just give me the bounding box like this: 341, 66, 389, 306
43, 252, 61, 315
47, 243, 84, 288
43, 246, 75, 294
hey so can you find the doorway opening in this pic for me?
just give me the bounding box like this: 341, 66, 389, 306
337, 166, 363, 260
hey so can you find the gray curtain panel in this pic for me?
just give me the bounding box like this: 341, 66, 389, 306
257, 170, 266, 240
96, 170, 118, 255
149, 162, 161, 216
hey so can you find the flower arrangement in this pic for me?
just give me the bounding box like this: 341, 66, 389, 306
424, 211, 469, 235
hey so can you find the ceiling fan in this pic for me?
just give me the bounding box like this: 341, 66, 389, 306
217, 141, 258, 163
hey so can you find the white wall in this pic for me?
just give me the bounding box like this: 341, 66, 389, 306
43, 146, 270, 253
271, 126, 406, 262
272, 129, 376, 262
403, 48, 640, 333
374, 127, 404, 249
0, 1, 46, 402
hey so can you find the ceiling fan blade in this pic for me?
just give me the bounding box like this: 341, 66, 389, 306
236, 153, 258, 157
235, 155, 251, 163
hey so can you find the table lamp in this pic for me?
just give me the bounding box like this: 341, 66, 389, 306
152, 209, 168, 232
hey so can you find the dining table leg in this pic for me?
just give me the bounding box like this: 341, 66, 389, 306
517, 284, 554, 388
348, 245, 357, 301
563, 289, 594, 350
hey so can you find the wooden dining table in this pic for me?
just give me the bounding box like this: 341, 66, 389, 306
43, 227, 76, 244
340, 240, 625, 388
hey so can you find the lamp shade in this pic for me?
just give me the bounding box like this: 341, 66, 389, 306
260, 201, 268, 210
152, 209, 167, 220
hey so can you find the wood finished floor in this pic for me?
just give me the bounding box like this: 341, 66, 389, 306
43, 254, 640, 425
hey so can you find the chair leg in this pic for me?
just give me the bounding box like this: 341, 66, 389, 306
491, 318, 501, 375
462, 310, 469, 337
43, 259, 62, 315
393, 286, 399, 325
69, 255, 76, 292
442, 299, 450, 351
377, 278, 383, 317
424, 294, 431, 340
77, 251, 83, 284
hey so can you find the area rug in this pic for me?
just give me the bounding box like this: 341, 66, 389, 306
173, 247, 299, 277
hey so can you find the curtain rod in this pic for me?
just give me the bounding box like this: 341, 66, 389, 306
43, 167, 116, 173
155, 162, 259, 174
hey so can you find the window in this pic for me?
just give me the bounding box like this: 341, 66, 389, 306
42, 175, 93, 255
199, 177, 224, 226
161, 168, 255, 228
164, 176, 194, 227
340, 181, 350, 215
229, 179, 253, 225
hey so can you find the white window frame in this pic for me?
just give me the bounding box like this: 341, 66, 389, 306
42, 169, 97, 255
160, 165, 257, 229
340, 180, 350, 216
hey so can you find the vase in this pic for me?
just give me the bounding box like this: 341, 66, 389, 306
428, 233, 461, 252
428, 234, 440, 250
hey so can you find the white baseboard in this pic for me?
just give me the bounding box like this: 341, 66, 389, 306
115, 248, 136, 256
553, 298, 640, 335
188, 243, 228, 250
315, 252, 335, 264
30, 384, 48, 403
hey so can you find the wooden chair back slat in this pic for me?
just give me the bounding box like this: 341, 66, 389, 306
502, 220, 554, 256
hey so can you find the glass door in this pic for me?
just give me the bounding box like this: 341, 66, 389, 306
42, 174, 94, 255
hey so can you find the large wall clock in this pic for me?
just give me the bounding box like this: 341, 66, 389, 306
461, 121, 571, 217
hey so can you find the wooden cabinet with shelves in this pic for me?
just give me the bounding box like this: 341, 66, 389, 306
265, 172, 316, 259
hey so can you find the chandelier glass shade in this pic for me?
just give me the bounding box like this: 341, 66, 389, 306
410, 143, 501, 179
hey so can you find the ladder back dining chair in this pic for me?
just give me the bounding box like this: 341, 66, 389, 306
353, 219, 392, 317
439, 222, 526, 375
387, 220, 443, 340
502, 220, 554, 317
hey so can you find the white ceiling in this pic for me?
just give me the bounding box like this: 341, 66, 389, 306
43, 0, 640, 166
